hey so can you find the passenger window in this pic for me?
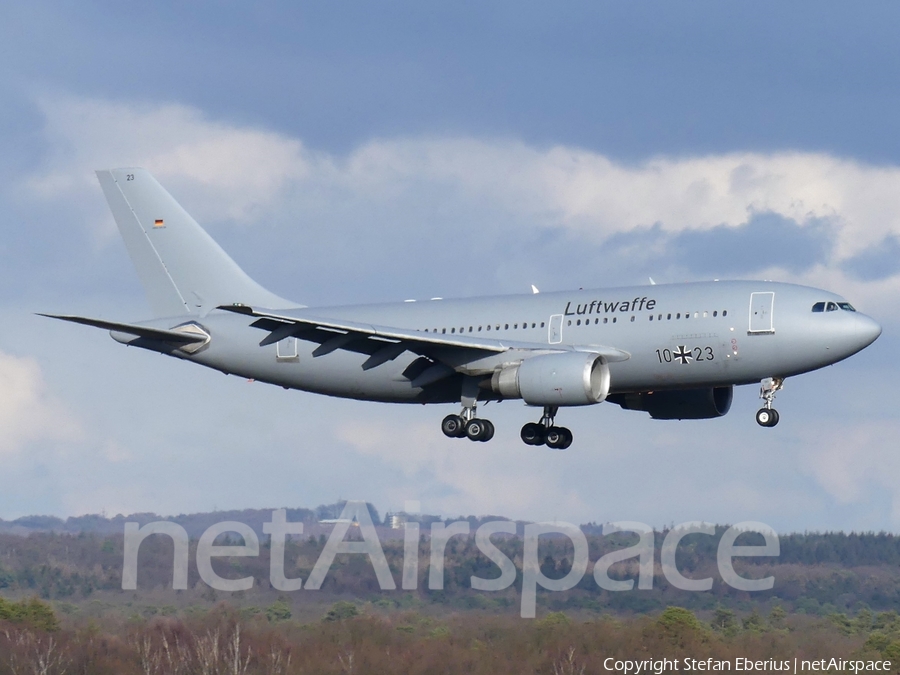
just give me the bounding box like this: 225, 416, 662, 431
676, 313, 680, 319
451, 328, 456, 333
667, 314, 671, 320
713, 311, 717, 317
630, 316, 635, 322
603, 318, 608, 324
541, 322, 545, 328
612, 317, 617, 323
723, 310, 728, 317
568, 320, 572, 326
812, 302, 826, 312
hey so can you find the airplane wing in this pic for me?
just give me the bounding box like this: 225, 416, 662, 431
38, 314, 209, 346
217, 304, 631, 371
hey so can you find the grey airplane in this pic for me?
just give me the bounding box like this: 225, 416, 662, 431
43, 168, 882, 449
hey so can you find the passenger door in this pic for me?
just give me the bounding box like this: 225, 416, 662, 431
748, 292, 775, 334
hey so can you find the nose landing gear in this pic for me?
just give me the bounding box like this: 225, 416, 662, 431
521, 406, 573, 449
755, 377, 783, 427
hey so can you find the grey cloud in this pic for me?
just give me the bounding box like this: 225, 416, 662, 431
842, 235, 900, 281
671, 212, 834, 276
599, 212, 834, 280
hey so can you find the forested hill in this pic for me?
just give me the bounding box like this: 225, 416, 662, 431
2, 504, 900, 617
3, 505, 900, 567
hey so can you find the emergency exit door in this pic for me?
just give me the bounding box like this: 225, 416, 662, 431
548, 314, 563, 344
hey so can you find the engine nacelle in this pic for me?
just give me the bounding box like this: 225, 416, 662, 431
610, 386, 733, 420
491, 352, 610, 406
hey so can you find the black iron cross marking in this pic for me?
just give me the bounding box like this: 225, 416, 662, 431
673, 345, 692, 364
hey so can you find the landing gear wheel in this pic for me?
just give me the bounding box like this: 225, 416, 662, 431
479, 419, 495, 442
465, 419, 488, 441
755, 408, 780, 427
441, 414, 466, 438
545, 427, 574, 449
521, 422, 545, 446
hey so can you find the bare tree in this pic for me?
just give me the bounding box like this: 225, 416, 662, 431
136, 635, 161, 675
552, 646, 585, 675
338, 650, 354, 675
6, 631, 70, 675
267, 646, 291, 675
194, 629, 221, 675
224, 625, 251, 675
160, 634, 191, 675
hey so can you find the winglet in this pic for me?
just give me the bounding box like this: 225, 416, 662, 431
531, 285, 540, 294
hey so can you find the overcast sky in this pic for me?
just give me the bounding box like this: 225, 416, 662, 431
2, 2, 899, 533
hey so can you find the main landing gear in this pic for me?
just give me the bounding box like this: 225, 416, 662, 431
442, 375, 494, 442
755, 377, 784, 428
521, 406, 573, 449
441, 410, 495, 442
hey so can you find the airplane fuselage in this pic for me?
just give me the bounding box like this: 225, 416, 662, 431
147, 279, 879, 405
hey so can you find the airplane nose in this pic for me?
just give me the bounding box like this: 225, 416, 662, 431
855, 314, 882, 348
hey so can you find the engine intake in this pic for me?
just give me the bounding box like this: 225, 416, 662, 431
491, 352, 610, 406
609, 386, 733, 420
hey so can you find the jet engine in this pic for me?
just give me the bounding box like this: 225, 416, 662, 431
609, 386, 733, 420
491, 352, 610, 406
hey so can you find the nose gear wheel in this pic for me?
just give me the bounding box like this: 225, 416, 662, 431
756, 377, 784, 428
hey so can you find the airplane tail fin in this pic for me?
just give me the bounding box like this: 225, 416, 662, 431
96, 168, 293, 318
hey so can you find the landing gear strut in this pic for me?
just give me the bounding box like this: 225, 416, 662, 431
442, 376, 495, 442
755, 377, 783, 428
521, 406, 573, 449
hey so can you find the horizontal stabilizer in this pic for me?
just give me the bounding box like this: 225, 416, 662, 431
38, 314, 208, 345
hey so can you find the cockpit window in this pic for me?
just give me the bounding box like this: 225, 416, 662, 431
813, 301, 856, 313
